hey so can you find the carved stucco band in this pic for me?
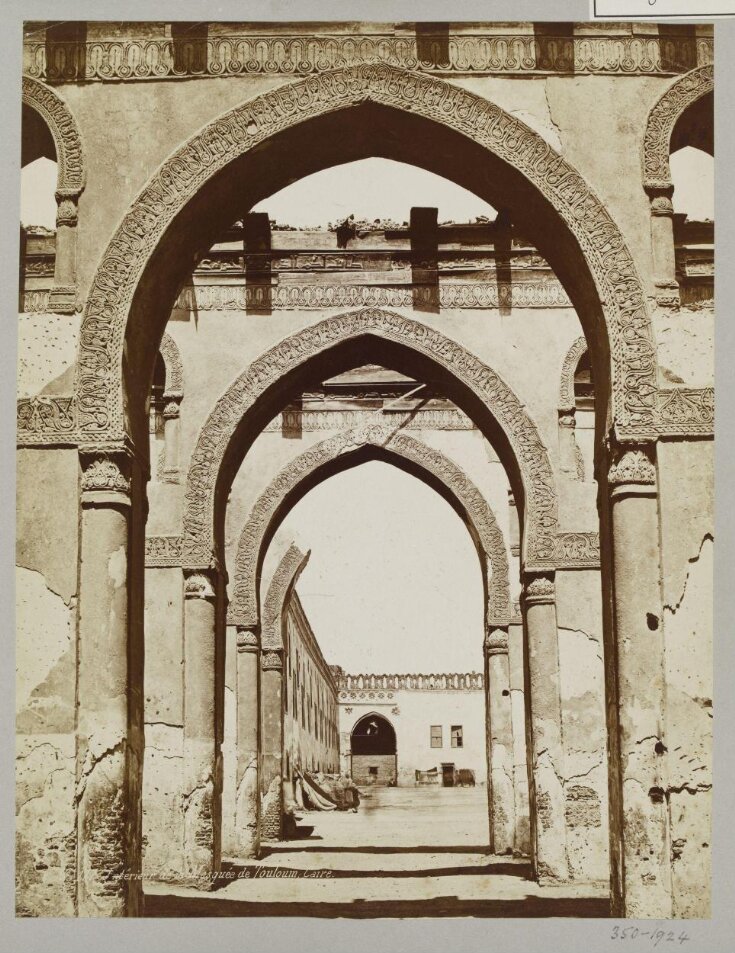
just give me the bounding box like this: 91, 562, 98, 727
145, 535, 183, 567
643, 65, 714, 192
74, 63, 656, 444
182, 310, 555, 572
553, 532, 600, 569
559, 336, 587, 413
225, 425, 513, 629
21, 76, 86, 199
13, 385, 715, 448
26, 30, 713, 82
260, 544, 310, 652
159, 331, 184, 399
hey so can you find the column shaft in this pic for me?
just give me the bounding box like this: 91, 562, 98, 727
523, 575, 569, 882
508, 620, 531, 855
260, 650, 284, 841
649, 189, 679, 307
485, 629, 515, 855
609, 448, 671, 918
77, 449, 141, 916
235, 627, 260, 857
182, 572, 220, 887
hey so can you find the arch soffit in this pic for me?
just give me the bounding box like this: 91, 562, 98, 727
642, 64, 714, 191
261, 543, 310, 651
159, 331, 184, 398
74, 62, 656, 444
21, 76, 86, 198
350, 711, 397, 737
226, 423, 512, 631
559, 336, 588, 412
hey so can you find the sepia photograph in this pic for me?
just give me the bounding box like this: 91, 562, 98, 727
9, 7, 724, 939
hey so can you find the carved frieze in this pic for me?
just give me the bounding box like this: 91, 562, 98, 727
145, 535, 183, 567
17, 396, 76, 444
656, 388, 714, 436
338, 673, 484, 692
173, 281, 572, 312
553, 532, 601, 569
25, 30, 712, 83
263, 407, 476, 433
74, 65, 656, 445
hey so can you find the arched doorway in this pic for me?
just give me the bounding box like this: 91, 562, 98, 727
350, 713, 398, 786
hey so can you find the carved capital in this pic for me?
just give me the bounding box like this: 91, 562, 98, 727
649, 189, 675, 217
55, 192, 79, 227
184, 570, 217, 601
261, 648, 284, 672
608, 446, 656, 488
484, 627, 509, 656
79, 446, 132, 506
163, 396, 182, 419
522, 573, 555, 605
558, 412, 576, 430
236, 626, 259, 654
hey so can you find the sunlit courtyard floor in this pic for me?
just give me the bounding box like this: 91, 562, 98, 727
144, 787, 611, 917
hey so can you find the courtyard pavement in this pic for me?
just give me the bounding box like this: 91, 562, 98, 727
145, 786, 611, 917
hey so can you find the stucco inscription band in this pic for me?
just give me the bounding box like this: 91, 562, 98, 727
75, 63, 656, 444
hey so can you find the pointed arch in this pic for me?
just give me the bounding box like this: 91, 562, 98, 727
73, 62, 656, 446
642, 65, 714, 192
181, 308, 554, 572
261, 544, 310, 652
559, 336, 588, 413
22, 75, 86, 198
226, 424, 511, 631
158, 331, 184, 399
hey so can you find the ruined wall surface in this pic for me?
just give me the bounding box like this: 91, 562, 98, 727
556, 569, 609, 885
657, 438, 714, 918
16, 448, 80, 916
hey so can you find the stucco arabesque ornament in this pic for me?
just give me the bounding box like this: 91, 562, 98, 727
73, 64, 656, 449
182, 308, 555, 577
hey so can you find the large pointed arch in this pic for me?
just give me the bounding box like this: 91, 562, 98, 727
226, 424, 511, 632
73, 62, 656, 447
180, 308, 556, 572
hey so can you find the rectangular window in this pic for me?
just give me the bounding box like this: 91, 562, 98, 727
451, 725, 463, 748
430, 725, 443, 748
